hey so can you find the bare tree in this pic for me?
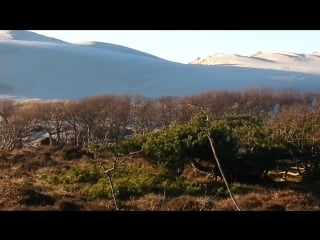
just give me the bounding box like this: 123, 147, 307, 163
154, 96, 179, 129
63, 101, 82, 146
97, 149, 141, 210
0, 102, 39, 150
130, 96, 158, 134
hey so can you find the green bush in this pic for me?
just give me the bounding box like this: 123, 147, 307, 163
137, 113, 238, 176
123, 113, 283, 181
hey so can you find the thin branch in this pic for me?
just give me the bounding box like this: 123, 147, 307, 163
106, 172, 119, 210
186, 101, 241, 211
117, 150, 142, 165
98, 150, 142, 211
207, 133, 241, 211
99, 162, 118, 210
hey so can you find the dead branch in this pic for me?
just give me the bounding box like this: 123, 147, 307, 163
207, 133, 241, 211
98, 150, 142, 211
187, 101, 241, 211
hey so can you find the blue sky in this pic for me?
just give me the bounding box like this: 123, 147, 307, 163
30, 30, 320, 64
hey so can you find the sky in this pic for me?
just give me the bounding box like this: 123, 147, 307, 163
30, 30, 320, 64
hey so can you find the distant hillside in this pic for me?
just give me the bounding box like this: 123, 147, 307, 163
0, 30, 320, 100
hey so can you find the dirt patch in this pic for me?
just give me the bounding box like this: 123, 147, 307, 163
165, 196, 206, 211
62, 147, 94, 160
58, 200, 82, 211
11, 151, 36, 163
260, 203, 286, 211
17, 188, 56, 206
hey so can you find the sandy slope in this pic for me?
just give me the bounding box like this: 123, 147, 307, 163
0, 30, 320, 100
190, 51, 320, 74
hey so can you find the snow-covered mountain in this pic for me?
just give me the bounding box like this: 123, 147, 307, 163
0, 30, 320, 100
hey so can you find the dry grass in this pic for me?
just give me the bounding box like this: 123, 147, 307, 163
0, 145, 320, 211
212, 189, 320, 211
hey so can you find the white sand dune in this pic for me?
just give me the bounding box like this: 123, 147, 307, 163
0, 30, 320, 100
190, 51, 320, 74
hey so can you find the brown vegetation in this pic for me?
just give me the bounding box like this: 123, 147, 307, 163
0, 145, 318, 211
1, 89, 320, 210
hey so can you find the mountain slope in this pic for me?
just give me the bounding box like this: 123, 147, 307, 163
0, 30, 320, 100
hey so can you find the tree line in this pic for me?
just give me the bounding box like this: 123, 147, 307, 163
1, 88, 320, 181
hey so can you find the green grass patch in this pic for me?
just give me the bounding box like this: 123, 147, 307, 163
43, 160, 213, 201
